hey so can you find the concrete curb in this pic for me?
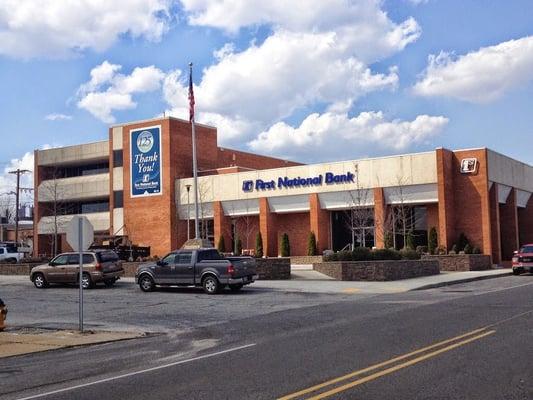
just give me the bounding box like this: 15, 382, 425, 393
411, 271, 512, 291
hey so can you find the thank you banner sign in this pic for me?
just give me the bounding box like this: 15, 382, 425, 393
130, 126, 162, 197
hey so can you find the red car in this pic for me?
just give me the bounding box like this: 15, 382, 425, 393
512, 244, 533, 275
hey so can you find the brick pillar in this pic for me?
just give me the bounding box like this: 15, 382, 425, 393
518, 194, 533, 246
213, 201, 231, 252
500, 187, 519, 261
309, 193, 330, 253
374, 187, 386, 248
489, 183, 501, 264
436, 148, 455, 250
259, 197, 277, 257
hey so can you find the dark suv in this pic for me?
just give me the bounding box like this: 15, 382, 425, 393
31, 250, 124, 289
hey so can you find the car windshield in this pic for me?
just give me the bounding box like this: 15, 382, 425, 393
97, 251, 119, 262
519, 245, 533, 253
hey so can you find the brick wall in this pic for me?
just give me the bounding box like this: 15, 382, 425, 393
217, 148, 301, 170
313, 260, 440, 281
489, 184, 501, 264
422, 254, 492, 271
499, 188, 519, 260
276, 212, 310, 256
309, 193, 330, 253
255, 258, 291, 280
518, 195, 533, 246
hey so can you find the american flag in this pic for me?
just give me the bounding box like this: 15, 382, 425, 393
188, 65, 195, 122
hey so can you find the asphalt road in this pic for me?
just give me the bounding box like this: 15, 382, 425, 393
1, 275, 532, 400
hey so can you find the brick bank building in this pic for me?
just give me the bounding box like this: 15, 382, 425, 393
34, 117, 533, 264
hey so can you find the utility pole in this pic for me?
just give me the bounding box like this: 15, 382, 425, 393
8, 169, 30, 247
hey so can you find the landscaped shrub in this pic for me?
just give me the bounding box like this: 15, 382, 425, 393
400, 249, 421, 260
338, 250, 353, 261
437, 245, 447, 255
324, 252, 338, 261
472, 247, 481, 254
217, 236, 226, 253
307, 231, 318, 256
457, 233, 469, 251
236, 238, 243, 255
416, 246, 428, 255
428, 227, 438, 255
464, 244, 473, 254
372, 248, 401, 260
255, 232, 263, 258
351, 246, 371, 261
280, 233, 290, 257
384, 231, 394, 249
450, 244, 458, 254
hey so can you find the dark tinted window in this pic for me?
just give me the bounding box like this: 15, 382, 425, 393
113, 191, 124, 208
520, 246, 533, 253
177, 252, 192, 264
53, 255, 69, 265
161, 253, 176, 264
197, 249, 222, 262
67, 254, 95, 264
0, 248, 4, 254
113, 150, 123, 167
97, 251, 119, 262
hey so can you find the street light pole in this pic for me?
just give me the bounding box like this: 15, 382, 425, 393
185, 184, 191, 240
8, 169, 30, 247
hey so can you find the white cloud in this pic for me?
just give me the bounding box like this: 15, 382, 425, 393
248, 111, 449, 161
45, 113, 72, 121
77, 61, 165, 123
0, 0, 172, 59
413, 36, 533, 103
164, 0, 421, 146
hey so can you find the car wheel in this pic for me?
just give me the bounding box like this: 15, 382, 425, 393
202, 275, 220, 295
139, 275, 155, 292
81, 273, 93, 289
229, 284, 243, 292
104, 278, 116, 287
512, 268, 522, 276
33, 273, 48, 289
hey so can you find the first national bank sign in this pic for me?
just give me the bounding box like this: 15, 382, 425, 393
242, 171, 355, 193
130, 126, 162, 197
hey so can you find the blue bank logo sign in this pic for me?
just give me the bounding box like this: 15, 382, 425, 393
130, 125, 162, 198
242, 172, 355, 193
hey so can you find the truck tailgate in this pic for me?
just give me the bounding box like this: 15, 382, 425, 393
226, 257, 256, 277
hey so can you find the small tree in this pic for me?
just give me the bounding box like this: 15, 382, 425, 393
428, 227, 438, 255
384, 231, 393, 249
236, 238, 242, 255
217, 235, 226, 253
280, 233, 290, 257
307, 231, 317, 256
405, 230, 415, 250
255, 232, 264, 258
457, 233, 469, 251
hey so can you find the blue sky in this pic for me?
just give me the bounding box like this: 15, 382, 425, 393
1, 0, 533, 194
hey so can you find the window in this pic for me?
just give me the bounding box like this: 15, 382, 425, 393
177, 252, 192, 264
97, 251, 119, 263
113, 150, 123, 167
0, 248, 4, 254
113, 191, 124, 208
161, 253, 176, 264
52, 255, 69, 265
67, 254, 94, 264
197, 249, 222, 262
520, 246, 533, 253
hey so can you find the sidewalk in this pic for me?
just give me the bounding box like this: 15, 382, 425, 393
0, 327, 144, 358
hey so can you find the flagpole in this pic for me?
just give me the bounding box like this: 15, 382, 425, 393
189, 62, 200, 239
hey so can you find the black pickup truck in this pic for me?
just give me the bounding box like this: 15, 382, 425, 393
135, 248, 258, 294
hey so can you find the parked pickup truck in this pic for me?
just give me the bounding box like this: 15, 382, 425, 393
135, 248, 258, 294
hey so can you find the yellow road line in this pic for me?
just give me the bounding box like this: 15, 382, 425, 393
307, 330, 496, 400
341, 288, 360, 294
277, 327, 488, 400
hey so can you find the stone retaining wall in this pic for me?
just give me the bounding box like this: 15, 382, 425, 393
421, 255, 491, 271
290, 256, 323, 265
256, 258, 291, 280
0, 263, 35, 275
313, 260, 440, 281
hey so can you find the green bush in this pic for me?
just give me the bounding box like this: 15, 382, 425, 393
384, 231, 394, 249
255, 232, 263, 258
280, 233, 290, 257
217, 235, 226, 253
457, 233, 469, 251
351, 246, 371, 261
372, 248, 401, 260
451, 244, 458, 254
405, 230, 415, 250
338, 250, 353, 261
236, 238, 242, 255
400, 249, 421, 260
324, 252, 338, 262
472, 246, 481, 254
416, 245, 428, 255
307, 231, 317, 256
464, 244, 473, 254
428, 227, 438, 255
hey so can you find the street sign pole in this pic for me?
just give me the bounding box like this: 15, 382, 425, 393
78, 217, 83, 333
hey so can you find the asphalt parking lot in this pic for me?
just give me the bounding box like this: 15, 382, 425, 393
0, 276, 371, 333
